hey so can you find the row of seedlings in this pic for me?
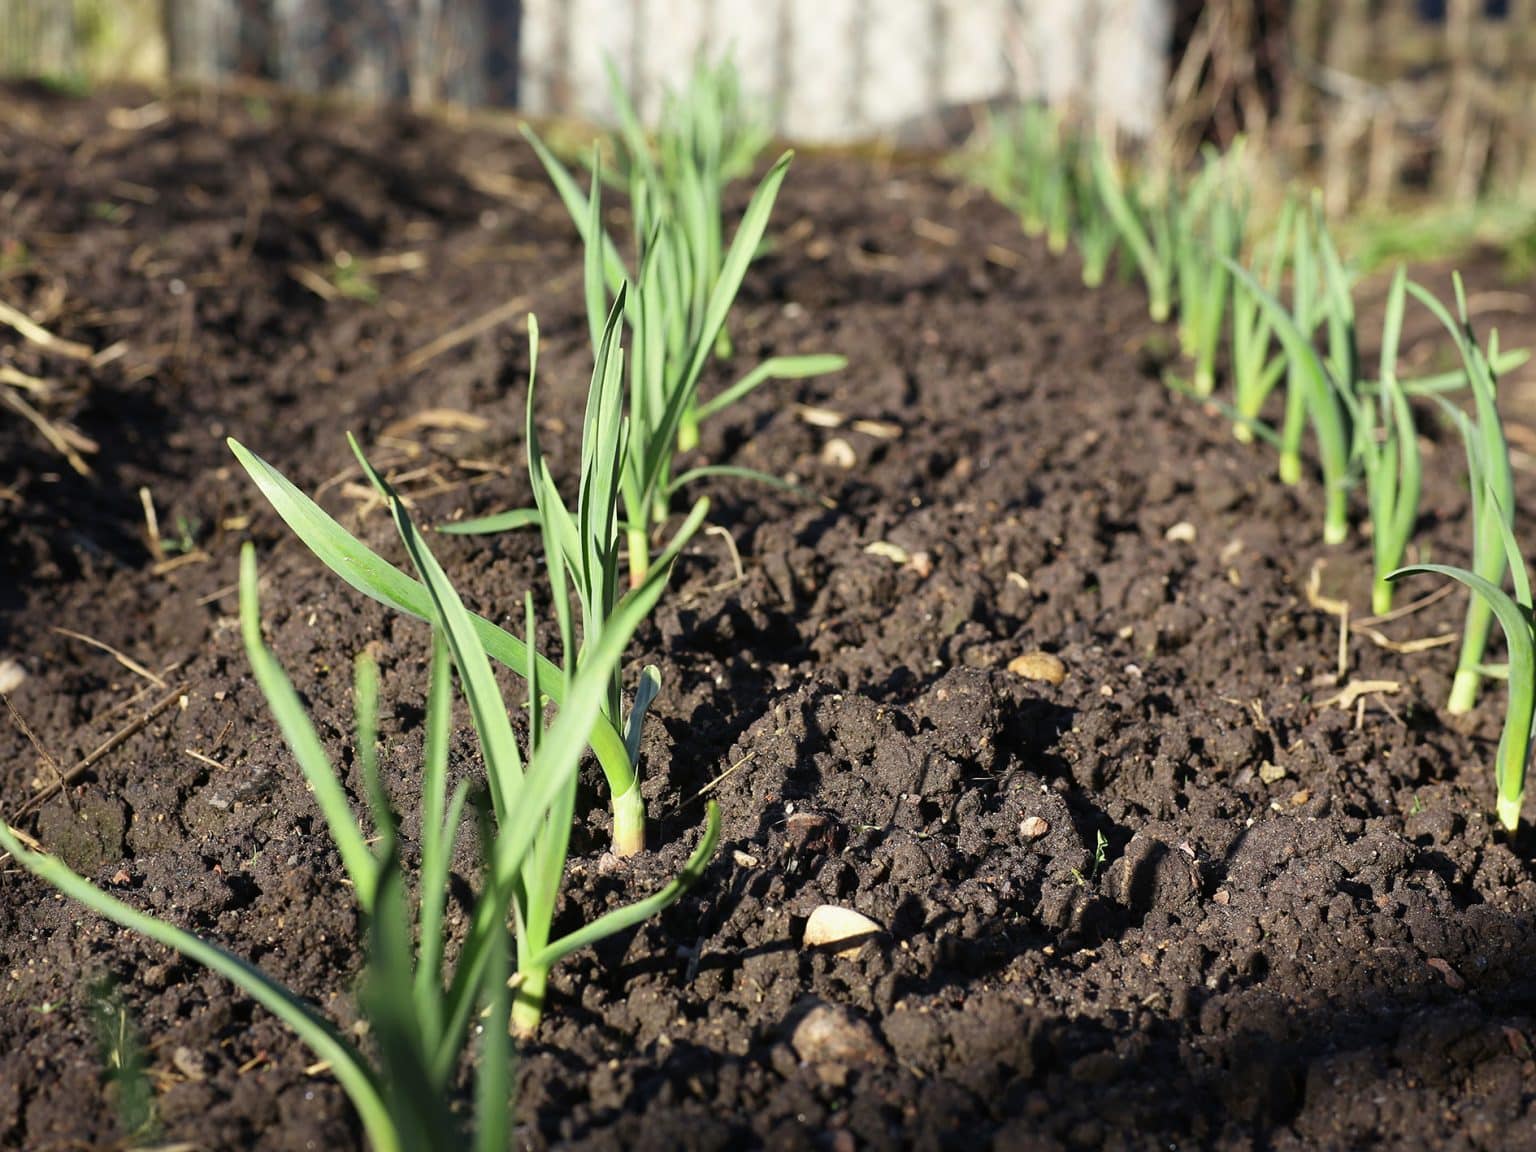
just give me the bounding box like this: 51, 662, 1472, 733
0, 58, 830, 1147
981, 105, 1534, 832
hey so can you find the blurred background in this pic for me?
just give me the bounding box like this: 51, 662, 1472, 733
0, 0, 1532, 214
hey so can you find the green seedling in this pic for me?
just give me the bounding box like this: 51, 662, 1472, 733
1171, 146, 1248, 397
517, 138, 842, 584
450, 287, 705, 854
1225, 209, 1355, 546
1389, 475, 1530, 831
1230, 196, 1297, 442
984, 103, 1062, 241
354, 442, 717, 1033
445, 261, 705, 851
1, 519, 719, 1149
1241, 198, 1334, 487
980, 104, 1085, 262
1070, 136, 1119, 288
1279, 214, 1314, 485
89, 980, 156, 1142
231, 265, 707, 857
233, 442, 654, 858
1091, 142, 1176, 324
1347, 267, 1421, 615
1071, 830, 1111, 886
1405, 274, 1517, 716
605, 53, 768, 376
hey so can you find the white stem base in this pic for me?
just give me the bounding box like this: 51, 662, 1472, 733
1447, 667, 1481, 716
1498, 792, 1523, 833
612, 786, 646, 857
510, 968, 548, 1039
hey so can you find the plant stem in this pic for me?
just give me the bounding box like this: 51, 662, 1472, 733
510, 968, 549, 1039
1193, 363, 1216, 399
611, 785, 646, 858
677, 410, 700, 453
1278, 382, 1306, 484
1372, 578, 1395, 617
1448, 660, 1485, 716
1498, 789, 1523, 833
1278, 449, 1301, 485
627, 527, 651, 591
1323, 489, 1349, 546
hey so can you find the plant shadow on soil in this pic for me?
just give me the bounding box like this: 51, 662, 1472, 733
4, 85, 1536, 1151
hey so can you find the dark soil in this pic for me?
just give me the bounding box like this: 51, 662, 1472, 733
4, 84, 1536, 1152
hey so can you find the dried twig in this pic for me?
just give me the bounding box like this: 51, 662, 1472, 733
391, 292, 533, 380
11, 687, 185, 822
52, 627, 167, 688
0, 387, 96, 475
0, 364, 51, 394
0, 297, 93, 360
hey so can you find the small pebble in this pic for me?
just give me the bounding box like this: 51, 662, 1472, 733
796, 404, 838, 427
1258, 762, 1287, 784
790, 1002, 886, 1086
1427, 957, 1466, 991
0, 659, 23, 695
821, 437, 857, 469
1019, 815, 1050, 841
1008, 651, 1066, 685
803, 905, 882, 958
172, 1046, 209, 1081
1165, 521, 1197, 543
851, 418, 901, 440
864, 541, 910, 565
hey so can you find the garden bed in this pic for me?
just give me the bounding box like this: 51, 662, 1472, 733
3, 84, 1536, 1151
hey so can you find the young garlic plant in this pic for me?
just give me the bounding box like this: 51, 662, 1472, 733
0, 525, 719, 1150
1346, 267, 1421, 616
606, 53, 770, 374
1071, 138, 1120, 289
985, 102, 1069, 246
1390, 471, 1530, 832
1170, 145, 1247, 397
1225, 203, 1355, 547
1092, 141, 1176, 325
1229, 196, 1296, 443
1404, 274, 1518, 717
521, 133, 843, 585
446, 220, 708, 852
231, 230, 706, 857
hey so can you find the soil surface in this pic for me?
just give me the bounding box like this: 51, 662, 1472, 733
4, 84, 1536, 1152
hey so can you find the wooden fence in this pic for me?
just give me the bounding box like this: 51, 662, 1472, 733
3, 0, 1535, 205
0, 0, 1174, 141
1162, 0, 1536, 208
1278, 0, 1536, 209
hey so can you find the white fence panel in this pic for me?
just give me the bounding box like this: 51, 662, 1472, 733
861, 0, 935, 132
634, 0, 709, 120
566, 0, 637, 121
1, 0, 1173, 141
939, 0, 1012, 108
782, 0, 860, 140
